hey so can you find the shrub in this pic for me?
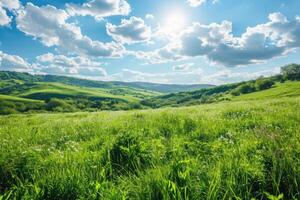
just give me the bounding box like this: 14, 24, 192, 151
106, 133, 152, 176
239, 84, 256, 94
281, 64, 300, 80
231, 83, 256, 95
0, 101, 17, 115
255, 79, 275, 91
45, 98, 75, 112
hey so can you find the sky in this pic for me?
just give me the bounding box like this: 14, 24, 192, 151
0, 0, 300, 85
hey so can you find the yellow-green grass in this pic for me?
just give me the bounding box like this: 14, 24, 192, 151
233, 81, 300, 101
0, 94, 43, 103
16, 82, 159, 102
0, 95, 299, 199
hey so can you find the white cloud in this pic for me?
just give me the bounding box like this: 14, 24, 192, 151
172, 63, 194, 71
137, 13, 300, 67
145, 14, 154, 20
36, 53, 107, 77
202, 68, 281, 85
0, 51, 32, 72
16, 3, 124, 58
0, 0, 20, 26
186, 0, 219, 7
111, 68, 204, 84
0, 0, 20, 10
187, 0, 206, 7
106, 17, 151, 44
0, 7, 11, 26
66, 0, 131, 21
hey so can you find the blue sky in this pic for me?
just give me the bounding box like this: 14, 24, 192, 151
0, 0, 300, 84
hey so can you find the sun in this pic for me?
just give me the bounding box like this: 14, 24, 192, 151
162, 9, 187, 35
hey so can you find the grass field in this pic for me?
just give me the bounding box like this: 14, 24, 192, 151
0, 95, 299, 199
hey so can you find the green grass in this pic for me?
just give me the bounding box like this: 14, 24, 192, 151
9, 82, 160, 102
233, 81, 300, 101
0, 96, 299, 199
0, 94, 43, 103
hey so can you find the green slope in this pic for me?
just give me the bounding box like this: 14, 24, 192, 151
142, 79, 300, 108
15, 82, 144, 102
233, 81, 300, 101
0, 71, 213, 93
112, 81, 215, 93
0, 94, 43, 103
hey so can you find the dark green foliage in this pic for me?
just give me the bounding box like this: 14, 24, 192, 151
45, 98, 76, 112
0, 99, 44, 115
0, 101, 17, 115
236, 83, 256, 94
255, 79, 275, 90
281, 64, 300, 80
105, 133, 152, 176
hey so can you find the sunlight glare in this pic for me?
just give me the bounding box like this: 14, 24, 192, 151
162, 9, 187, 35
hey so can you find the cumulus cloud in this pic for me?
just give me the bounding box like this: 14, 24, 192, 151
172, 63, 194, 71
186, 0, 218, 7
202, 68, 281, 85
145, 14, 154, 20
111, 66, 280, 85
106, 17, 151, 44
0, 0, 20, 26
137, 13, 300, 67
16, 3, 124, 58
187, 0, 206, 7
111, 68, 204, 84
36, 53, 107, 77
0, 51, 32, 72
66, 0, 131, 21
0, 7, 11, 26
0, 0, 20, 10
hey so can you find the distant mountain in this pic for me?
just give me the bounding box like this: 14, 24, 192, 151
112, 81, 215, 93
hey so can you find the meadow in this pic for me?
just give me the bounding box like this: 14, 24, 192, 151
0, 96, 299, 199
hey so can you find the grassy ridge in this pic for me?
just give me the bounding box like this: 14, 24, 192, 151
0, 94, 43, 103
0, 96, 299, 199
233, 81, 300, 100
0, 79, 161, 114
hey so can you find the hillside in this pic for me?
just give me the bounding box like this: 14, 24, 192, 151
0, 95, 299, 199
0, 64, 299, 114
0, 71, 163, 113
1, 66, 300, 199
142, 75, 300, 108
112, 81, 214, 93
233, 81, 300, 100
0, 71, 213, 93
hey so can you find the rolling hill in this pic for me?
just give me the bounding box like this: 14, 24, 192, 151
112, 81, 214, 93
0, 71, 213, 93
1, 88, 299, 199
0, 64, 299, 114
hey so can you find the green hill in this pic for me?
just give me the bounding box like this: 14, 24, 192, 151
0, 71, 213, 93
1, 65, 300, 199
233, 81, 300, 100
112, 81, 215, 93
142, 74, 300, 108
0, 64, 299, 114
0, 71, 163, 114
